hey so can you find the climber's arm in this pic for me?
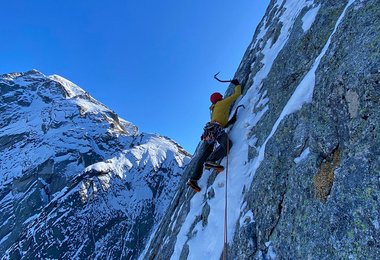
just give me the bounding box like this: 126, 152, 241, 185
220, 85, 241, 107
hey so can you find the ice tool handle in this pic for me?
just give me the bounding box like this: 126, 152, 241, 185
214, 72, 233, 83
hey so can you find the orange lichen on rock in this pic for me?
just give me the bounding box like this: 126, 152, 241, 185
314, 148, 341, 202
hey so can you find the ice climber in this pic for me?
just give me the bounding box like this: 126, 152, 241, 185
187, 79, 242, 192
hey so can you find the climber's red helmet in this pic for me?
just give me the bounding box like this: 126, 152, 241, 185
210, 92, 223, 104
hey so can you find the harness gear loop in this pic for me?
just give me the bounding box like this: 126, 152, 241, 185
202, 122, 223, 144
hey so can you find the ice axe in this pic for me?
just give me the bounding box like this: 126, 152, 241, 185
214, 72, 232, 83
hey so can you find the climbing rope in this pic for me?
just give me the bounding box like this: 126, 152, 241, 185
213, 71, 240, 259
223, 137, 230, 260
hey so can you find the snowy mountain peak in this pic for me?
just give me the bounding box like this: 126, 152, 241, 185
48, 74, 86, 98
0, 69, 45, 86
0, 69, 43, 78
0, 71, 190, 259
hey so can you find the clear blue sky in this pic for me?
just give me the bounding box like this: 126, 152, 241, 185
0, 0, 269, 154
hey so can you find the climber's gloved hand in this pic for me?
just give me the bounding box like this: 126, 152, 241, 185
231, 79, 240, 86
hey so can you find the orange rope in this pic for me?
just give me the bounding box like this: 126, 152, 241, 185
223, 138, 230, 260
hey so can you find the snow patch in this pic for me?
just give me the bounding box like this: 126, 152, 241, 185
240, 210, 255, 227
250, 0, 312, 90
285, 0, 355, 112
48, 74, 85, 98
302, 4, 321, 32
294, 148, 311, 164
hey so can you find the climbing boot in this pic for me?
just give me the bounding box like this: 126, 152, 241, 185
204, 162, 224, 173
187, 179, 201, 192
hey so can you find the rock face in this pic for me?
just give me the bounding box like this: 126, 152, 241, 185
0, 70, 190, 259
142, 0, 380, 259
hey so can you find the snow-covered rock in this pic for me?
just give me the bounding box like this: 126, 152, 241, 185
142, 0, 380, 259
0, 70, 190, 259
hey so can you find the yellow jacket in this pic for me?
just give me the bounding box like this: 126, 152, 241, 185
210, 85, 241, 127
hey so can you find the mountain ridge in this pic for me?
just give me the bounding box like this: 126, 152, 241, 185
0, 70, 190, 259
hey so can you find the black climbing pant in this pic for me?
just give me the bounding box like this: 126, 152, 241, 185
191, 131, 232, 181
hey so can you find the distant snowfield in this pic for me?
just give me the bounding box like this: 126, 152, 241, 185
169, 0, 356, 258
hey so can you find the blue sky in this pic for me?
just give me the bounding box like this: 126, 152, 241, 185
1, 0, 269, 153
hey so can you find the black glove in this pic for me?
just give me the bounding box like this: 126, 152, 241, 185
231, 79, 240, 86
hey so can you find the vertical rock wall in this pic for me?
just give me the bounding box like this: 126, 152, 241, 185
142, 0, 380, 259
